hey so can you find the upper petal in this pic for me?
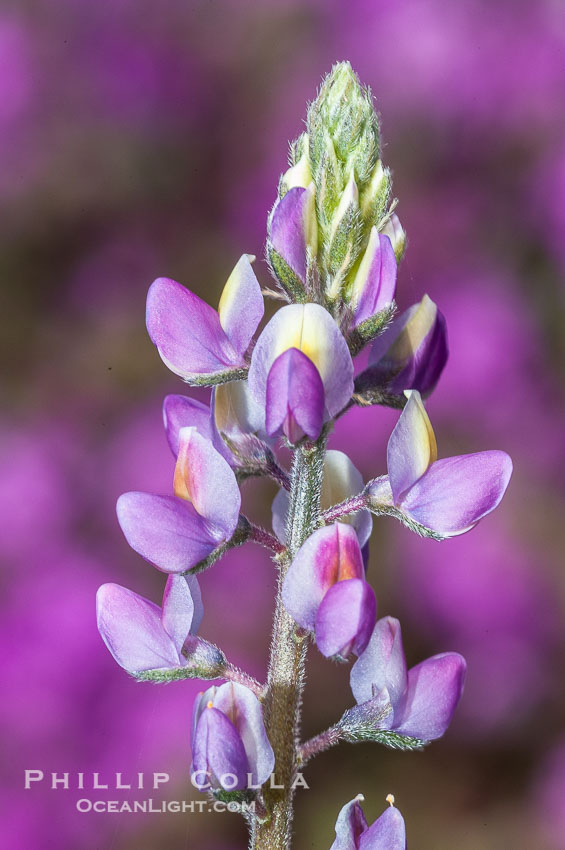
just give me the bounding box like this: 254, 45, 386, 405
282, 523, 365, 631
117, 492, 220, 573
173, 427, 241, 535
269, 185, 317, 283
330, 795, 369, 850
211, 682, 275, 786
315, 578, 377, 659
146, 277, 239, 379
162, 394, 215, 456
400, 451, 513, 536
161, 574, 203, 654
265, 348, 325, 443
387, 390, 437, 504
248, 303, 354, 419
395, 652, 467, 740
358, 805, 406, 850
96, 583, 179, 673
350, 616, 408, 710
217, 254, 264, 357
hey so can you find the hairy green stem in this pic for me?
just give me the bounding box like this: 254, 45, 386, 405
249, 437, 326, 849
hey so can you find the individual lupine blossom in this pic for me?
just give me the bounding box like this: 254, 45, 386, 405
96, 574, 203, 675
356, 293, 448, 398
146, 253, 264, 384
272, 449, 373, 551
282, 523, 377, 659
350, 616, 467, 742
191, 682, 275, 792
248, 302, 354, 443
117, 426, 241, 572
367, 390, 513, 537
331, 794, 406, 850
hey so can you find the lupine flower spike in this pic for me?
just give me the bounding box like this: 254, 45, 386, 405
97, 61, 513, 847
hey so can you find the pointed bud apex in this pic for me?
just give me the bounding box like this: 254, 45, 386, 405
280, 135, 313, 194
381, 214, 406, 262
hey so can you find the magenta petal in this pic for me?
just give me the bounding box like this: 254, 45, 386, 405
96, 583, 179, 673
331, 795, 369, 850
282, 523, 365, 631
315, 578, 377, 658
162, 394, 215, 456
401, 451, 513, 536
117, 492, 219, 573
212, 682, 275, 786
270, 186, 311, 283
191, 706, 249, 791
161, 574, 203, 655
358, 806, 406, 850
350, 617, 408, 709
395, 652, 467, 740
266, 348, 324, 443
146, 277, 239, 379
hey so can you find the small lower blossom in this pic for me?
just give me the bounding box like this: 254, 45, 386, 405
350, 616, 466, 741
191, 682, 274, 792
331, 794, 406, 850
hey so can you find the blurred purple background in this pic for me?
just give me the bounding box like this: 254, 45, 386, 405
2, 1, 565, 848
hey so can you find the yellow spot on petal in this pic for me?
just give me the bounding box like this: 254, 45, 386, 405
207, 701, 214, 709
173, 428, 194, 502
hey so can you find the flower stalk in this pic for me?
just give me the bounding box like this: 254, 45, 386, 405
250, 438, 326, 849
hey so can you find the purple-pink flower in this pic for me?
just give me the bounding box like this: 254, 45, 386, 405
282, 522, 376, 659
146, 254, 264, 383
331, 794, 406, 850
350, 616, 466, 741
360, 294, 448, 397
96, 574, 203, 674
117, 426, 241, 572
248, 303, 354, 443
369, 389, 513, 537
191, 682, 274, 792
